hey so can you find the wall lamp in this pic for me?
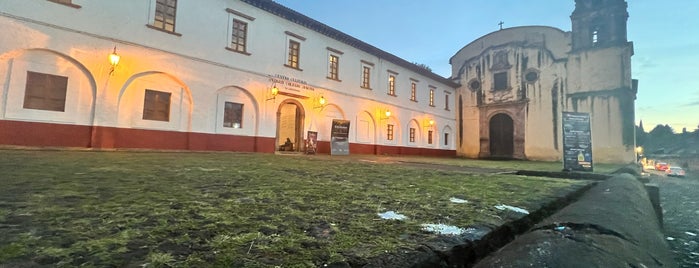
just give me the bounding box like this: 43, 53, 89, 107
314, 95, 327, 109
380, 109, 391, 120
108, 46, 120, 75
266, 84, 279, 101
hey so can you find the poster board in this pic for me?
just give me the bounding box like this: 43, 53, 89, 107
305, 131, 317, 154
562, 112, 593, 172
330, 119, 350, 155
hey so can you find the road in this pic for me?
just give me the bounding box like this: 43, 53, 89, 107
648, 169, 699, 267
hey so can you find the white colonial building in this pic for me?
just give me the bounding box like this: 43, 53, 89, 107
0, 0, 458, 156
0, 0, 636, 163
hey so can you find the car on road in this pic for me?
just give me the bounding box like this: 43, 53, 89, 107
666, 166, 686, 177
655, 162, 669, 171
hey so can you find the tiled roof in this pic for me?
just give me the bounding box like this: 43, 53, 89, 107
239, 0, 459, 88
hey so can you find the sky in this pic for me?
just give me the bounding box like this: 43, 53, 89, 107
273, 0, 699, 133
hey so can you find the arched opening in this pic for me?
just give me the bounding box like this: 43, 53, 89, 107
489, 113, 514, 158
276, 100, 305, 152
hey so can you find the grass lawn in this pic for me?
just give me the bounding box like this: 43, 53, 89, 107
0, 150, 592, 267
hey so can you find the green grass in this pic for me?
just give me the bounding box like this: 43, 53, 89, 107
0, 150, 591, 267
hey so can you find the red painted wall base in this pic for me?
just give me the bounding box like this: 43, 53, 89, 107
0, 120, 455, 157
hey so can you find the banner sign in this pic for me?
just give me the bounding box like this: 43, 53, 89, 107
306, 131, 318, 154
562, 112, 593, 172
330, 119, 350, 155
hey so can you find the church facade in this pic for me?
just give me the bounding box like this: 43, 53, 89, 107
451, 0, 636, 163
0, 0, 636, 163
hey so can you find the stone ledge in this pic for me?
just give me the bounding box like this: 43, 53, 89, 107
473, 174, 675, 267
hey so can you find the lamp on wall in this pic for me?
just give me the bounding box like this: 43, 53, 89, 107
108, 46, 120, 75
266, 84, 279, 101
424, 118, 435, 128
314, 95, 327, 109
380, 109, 391, 120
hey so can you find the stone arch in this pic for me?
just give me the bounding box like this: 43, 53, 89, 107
0, 48, 97, 124
214, 85, 259, 136
355, 110, 376, 144
442, 125, 454, 148
407, 119, 421, 146
382, 114, 401, 145
116, 71, 193, 132
316, 104, 345, 141
275, 98, 305, 152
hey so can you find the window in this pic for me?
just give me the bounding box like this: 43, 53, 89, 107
287, 40, 300, 69
494, 72, 508, 91
444, 133, 449, 146
152, 0, 178, 34
591, 26, 600, 46
143, 89, 171, 121
361, 66, 371, 89
387, 124, 394, 141
230, 19, 248, 53
409, 128, 416, 143
388, 75, 396, 96
410, 81, 417, 101
47, 0, 81, 8
429, 87, 435, 106
428, 130, 433, 144
223, 102, 243, 128
23, 71, 68, 112
445, 93, 450, 110
328, 55, 339, 80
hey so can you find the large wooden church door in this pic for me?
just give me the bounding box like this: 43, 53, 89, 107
489, 113, 514, 158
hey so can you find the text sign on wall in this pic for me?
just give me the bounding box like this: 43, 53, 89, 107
331, 119, 350, 155
562, 112, 593, 172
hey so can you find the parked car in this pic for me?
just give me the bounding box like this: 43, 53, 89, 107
666, 167, 686, 177
655, 162, 669, 171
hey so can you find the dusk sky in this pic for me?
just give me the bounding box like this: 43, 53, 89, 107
273, 0, 699, 133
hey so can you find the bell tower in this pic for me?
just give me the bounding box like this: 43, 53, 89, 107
567, 0, 636, 163
571, 0, 629, 51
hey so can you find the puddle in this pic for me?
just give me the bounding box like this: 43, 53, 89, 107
495, 204, 529, 214
420, 224, 491, 240
378, 211, 407, 220
449, 197, 469, 204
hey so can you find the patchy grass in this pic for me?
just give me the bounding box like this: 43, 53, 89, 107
0, 150, 590, 267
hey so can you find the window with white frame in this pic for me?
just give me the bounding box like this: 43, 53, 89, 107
149, 0, 179, 34
387, 124, 394, 140
361, 61, 374, 89
409, 127, 416, 143
429, 87, 435, 107
428, 130, 433, 144
328, 54, 340, 80
388, 73, 396, 96
445, 92, 451, 110
410, 80, 418, 102
225, 8, 255, 55
223, 102, 243, 128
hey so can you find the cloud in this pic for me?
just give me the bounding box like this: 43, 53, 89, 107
682, 100, 699, 107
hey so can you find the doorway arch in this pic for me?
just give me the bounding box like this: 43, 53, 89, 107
276, 100, 305, 152
489, 113, 514, 158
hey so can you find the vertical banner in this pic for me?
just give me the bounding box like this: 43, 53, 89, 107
330, 119, 351, 155
305, 131, 318, 154
562, 112, 593, 172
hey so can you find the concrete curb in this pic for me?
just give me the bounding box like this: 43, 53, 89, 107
473, 174, 676, 267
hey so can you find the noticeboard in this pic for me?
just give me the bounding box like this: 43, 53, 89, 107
562, 112, 593, 172
330, 119, 350, 155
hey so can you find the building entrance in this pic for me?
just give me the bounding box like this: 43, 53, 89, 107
276, 101, 305, 152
